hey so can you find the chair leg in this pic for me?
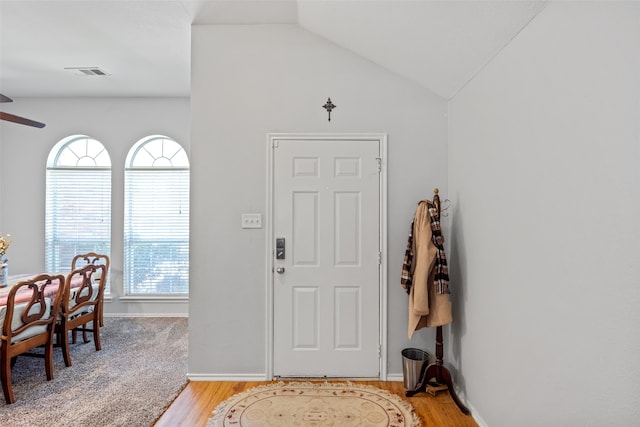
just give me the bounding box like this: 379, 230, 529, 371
81, 324, 89, 343
60, 329, 72, 367
44, 337, 55, 381
1, 348, 16, 404
93, 318, 102, 351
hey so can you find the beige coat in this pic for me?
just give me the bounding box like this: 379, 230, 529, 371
408, 201, 452, 339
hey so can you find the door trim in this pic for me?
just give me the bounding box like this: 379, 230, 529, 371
265, 133, 388, 380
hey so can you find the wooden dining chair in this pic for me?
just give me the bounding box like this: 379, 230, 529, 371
0, 273, 65, 404
56, 264, 106, 367
71, 252, 109, 327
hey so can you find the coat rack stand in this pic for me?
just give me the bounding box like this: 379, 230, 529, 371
407, 326, 470, 415
405, 189, 470, 415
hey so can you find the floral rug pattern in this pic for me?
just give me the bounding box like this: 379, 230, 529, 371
208, 381, 421, 427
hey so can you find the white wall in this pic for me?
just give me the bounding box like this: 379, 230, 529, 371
0, 127, 3, 228
449, 2, 640, 425
0, 97, 190, 316
189, 24, 448, 377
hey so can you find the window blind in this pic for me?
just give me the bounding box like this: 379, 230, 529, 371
124, 169, 189, 295
45, 168, 111, 275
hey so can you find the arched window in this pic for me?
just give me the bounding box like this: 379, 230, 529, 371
45, 135, 112, 275
124, 135, 189, 295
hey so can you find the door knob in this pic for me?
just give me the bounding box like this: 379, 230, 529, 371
276, 266, 285, 274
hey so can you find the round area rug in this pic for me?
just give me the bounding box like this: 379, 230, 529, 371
207, 382, 421, 427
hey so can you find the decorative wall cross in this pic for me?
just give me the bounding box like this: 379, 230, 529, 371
322, 98, 336, 122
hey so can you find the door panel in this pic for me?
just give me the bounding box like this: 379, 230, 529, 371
334, 191, 360, 266
334, 286, 361, 349
272, 137, 380, 378
292, 287, 319, 349
292, 192, 319, 266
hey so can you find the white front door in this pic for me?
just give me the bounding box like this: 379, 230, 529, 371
271, 135, 382, 377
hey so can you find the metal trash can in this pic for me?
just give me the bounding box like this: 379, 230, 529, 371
401, 348, 432, 392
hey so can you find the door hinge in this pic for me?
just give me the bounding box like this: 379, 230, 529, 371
273, 140, 279, 148
378, 252, 382, 265
375, 157, 382, 173
378, 345, 382, 358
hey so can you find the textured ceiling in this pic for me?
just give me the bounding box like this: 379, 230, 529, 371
0, 0, 547, 100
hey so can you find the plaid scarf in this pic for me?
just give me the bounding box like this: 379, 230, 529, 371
426, 201, 450, 294
400, 201, 450, 295
400, 220, 414, 295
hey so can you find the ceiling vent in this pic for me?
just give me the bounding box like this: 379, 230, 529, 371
64, 67, 110, 76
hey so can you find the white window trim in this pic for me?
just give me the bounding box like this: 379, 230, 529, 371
118, 295, 189, 302
123, 135, 190, 296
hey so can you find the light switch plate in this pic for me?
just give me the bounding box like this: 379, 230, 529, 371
241, 213, 262, 229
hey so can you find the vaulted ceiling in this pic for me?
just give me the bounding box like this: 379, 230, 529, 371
0, 0, 548, 100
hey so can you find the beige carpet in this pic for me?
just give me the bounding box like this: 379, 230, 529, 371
0, 317, 187, 427
207, 381, 421, 427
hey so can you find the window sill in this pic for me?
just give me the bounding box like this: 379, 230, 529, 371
116, 295, 188, 303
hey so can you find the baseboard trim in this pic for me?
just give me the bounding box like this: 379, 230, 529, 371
386, 373, 404, 381
187, 373, 268, 382
187, 373, 408, 382
104, 313, 188, 318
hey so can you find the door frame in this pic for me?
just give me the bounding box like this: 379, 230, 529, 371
265, 133, 388, 380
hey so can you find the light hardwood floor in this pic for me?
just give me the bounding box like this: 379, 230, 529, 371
155, 381, 478, 427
